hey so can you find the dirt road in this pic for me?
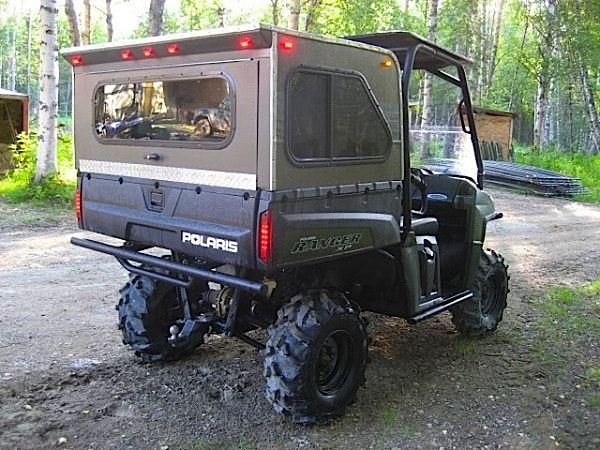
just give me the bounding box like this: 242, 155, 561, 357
0, 189, 598, 449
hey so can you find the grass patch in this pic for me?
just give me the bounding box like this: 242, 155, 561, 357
455, 339, 478, 356
189, 437, 256, 450
514, 147, 600, 203
0, 132, 76, 207
534, 280, 600, 369
586, 394, 600, 409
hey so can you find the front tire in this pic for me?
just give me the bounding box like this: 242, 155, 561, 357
264, 290, 368, 423
451, 249, 509, 337
117, 275, 198, 362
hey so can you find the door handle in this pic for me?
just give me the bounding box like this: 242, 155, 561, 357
145, 153, 161, 161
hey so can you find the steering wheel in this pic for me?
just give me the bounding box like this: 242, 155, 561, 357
410, 168, 428, 216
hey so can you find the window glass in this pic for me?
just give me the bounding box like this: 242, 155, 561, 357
93, 76, 232, 143
288, 70, 391, 163
288, 72, 329, 159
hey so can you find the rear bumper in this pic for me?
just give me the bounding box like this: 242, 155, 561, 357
71, 237, 267, 297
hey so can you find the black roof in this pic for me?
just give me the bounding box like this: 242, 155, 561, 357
346, 31, 472, 71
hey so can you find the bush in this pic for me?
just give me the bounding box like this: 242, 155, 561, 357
514, 147, 600, 203
0, 132, 76, 207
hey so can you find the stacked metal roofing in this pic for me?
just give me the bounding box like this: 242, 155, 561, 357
426, 159, 586, 197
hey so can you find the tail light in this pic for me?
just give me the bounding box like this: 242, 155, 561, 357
258, 209, 272, 264
74, 185, 83, 227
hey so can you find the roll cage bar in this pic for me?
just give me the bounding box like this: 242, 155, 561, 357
347, 32, 484, 242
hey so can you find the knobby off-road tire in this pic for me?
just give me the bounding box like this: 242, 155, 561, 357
117, 274, 198, 362
451, 249, 509, 337
264, 290, 368, 423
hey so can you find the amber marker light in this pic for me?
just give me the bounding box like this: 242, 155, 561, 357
382, 59, 393, 68
279, 39, 294, 51
142, 47, 156, 57
166, 43, 180, 55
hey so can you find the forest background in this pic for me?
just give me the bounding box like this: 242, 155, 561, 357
0, 0, 599, 203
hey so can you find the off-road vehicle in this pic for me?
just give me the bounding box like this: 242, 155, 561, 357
64, 25, 509, 423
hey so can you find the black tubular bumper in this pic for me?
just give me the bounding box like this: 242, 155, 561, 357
70, 237, 267, 297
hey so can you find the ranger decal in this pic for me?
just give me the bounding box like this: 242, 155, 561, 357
291, 233, 363, 254
181, 231, 238, 253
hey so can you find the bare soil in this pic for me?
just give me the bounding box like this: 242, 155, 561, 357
0, 188, 599, 450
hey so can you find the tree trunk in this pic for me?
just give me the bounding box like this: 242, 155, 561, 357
579, 63, 600, 154
420, 0, 439, 159
9, 15, 17, 91
533, 72, 549, 151
288, 0, 301, 30
106, 0, 114, 42
486, 0, 505, 89
65, 0, 82, 46
148, 0, 166, 37
82, 0, 91, 44
36, 0, 59, 182
270, 0, 279, 26
27, 10, 33, 97
304, 0, 321, 32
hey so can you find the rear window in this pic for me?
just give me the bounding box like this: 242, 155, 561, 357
93, 76, 233, 145
287, 69, 392, 163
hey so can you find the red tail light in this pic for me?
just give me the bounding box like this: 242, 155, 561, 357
74, 186, 83, 226
279, 39, 294, 51
142, 47, 156, 58
166, 43, 180, 55
258, 209, 272, 264
70, 55, 84, 65
239, 37, 253, 49
121, 49, 134, 60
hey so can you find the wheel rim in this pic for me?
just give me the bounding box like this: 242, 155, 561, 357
315, 330, 353, 396
481, 272, 504, 316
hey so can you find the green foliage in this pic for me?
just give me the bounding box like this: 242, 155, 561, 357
514, 147, 600, 203
0, 132, 76, 207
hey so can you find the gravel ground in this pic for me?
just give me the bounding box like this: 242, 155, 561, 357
0, 188, 598, 450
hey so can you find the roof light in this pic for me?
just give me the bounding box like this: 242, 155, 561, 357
70, 55, 84, 65
279, 39, 294, 51
121, 49, 134, 60
142, 47, 156, 58
166, 43, 180, 55
382, 59, 393, 68
239, 37, 253, 49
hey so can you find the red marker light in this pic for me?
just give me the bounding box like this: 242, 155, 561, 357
258, 209, 272, 264
142, 47, 156, 58
74, 186, 83, 226
239, 37, 253, 49
279, 39, 294, 51
70, 55, 84, 65
166, 43, 180, 55
121, 49, 134, 60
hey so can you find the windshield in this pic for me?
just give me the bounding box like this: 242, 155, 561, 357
408, 69, 478, 182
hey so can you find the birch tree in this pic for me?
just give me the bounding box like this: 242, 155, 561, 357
64, 0, 81, 46
106, 0, 114, 42
420, 0, 439, 158
148, 0, 166, 36
36, 0, 59, 181
288, 0, 301, 30
82, 0, 91, 44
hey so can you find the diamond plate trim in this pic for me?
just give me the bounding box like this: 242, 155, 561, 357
79, 159, 256, 190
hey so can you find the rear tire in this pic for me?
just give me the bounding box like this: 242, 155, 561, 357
117, 275, 199, 362
451, 249, 509, 337
264, 290, 368, 423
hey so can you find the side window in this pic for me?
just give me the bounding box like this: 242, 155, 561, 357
287, 70, 392, 163
93, 76, 232, 144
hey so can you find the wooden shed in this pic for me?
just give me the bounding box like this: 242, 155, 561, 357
468, 106, 516, 161
0, 88, 29, 175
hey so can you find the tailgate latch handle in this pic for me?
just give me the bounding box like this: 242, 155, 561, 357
144, 153, 161, 161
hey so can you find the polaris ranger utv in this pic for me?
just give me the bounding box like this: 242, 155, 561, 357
63, 24, 508, 423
